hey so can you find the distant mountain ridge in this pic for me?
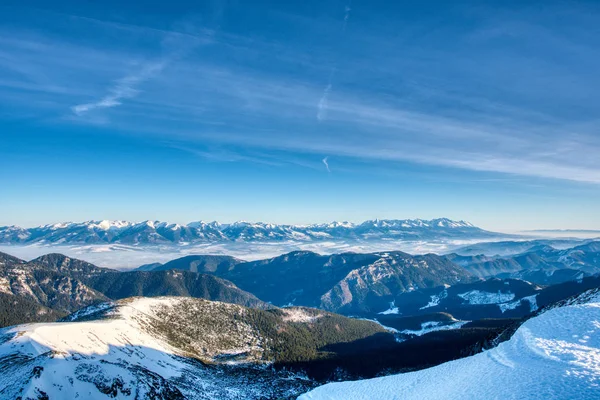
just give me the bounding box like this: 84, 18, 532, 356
0, 218, 500, 244
447, 240, 600, 285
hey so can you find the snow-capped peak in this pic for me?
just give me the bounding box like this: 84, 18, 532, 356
0, 218, 490, 245
88, 220, 132, 231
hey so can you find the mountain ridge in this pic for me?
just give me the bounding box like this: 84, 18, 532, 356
146, 250, 476, 314
0, 218, 501, 245
0, 296, 392, 399
0, 251, 270, 327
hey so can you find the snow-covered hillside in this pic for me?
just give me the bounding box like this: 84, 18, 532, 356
0, 297, 295, 399
0, 296, 388, 399
300, 291, 600, 400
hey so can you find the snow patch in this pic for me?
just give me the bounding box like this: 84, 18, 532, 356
420, 290, 448, 310
378, 301, 399, 315
281, 308, 322, 323
458, 290, 515, 305
401, 320, 468, 336
498, 295, 538, 314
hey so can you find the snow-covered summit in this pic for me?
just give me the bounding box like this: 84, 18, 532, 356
0, 218, 496, 245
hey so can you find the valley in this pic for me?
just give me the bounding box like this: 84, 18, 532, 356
1, 228, 600, 399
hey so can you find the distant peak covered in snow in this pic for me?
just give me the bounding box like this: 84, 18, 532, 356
0, 218, 500, 245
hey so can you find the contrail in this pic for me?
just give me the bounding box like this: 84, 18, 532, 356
343, 4, 351, 31
317, 82, 332, 121
316, 3, 352, 121
322, 156, 331, 172
72, 62, 165, 115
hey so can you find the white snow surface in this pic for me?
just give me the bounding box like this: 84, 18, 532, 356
458, 290, 515, 305
0, 297, 312, 399
420, 289, 448, 310
498, 295, 539, 313
378, 301, 399, 315
401, 320, 468, 337
0, 298, 186, 399
300, 298, 600, 400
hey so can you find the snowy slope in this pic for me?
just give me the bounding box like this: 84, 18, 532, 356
0, 302, 186, 399
0, 296, 390, 399
0, 297, 313, 399
300, 291, 600, 400
0, 298, 188, 399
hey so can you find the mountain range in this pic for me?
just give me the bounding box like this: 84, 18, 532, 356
0, 252, 268, 328
0, 218, 499, 244
4, 237, 600, 327
3, 274, 600, 399
134, 241, 600, 314
2, 245, 600, 399
448, 241, 600, 285
137, 250, 475, 314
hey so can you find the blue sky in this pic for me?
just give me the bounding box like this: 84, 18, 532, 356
1, 0, 599, 231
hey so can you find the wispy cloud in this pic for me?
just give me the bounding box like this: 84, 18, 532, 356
317, 82, 332, 121
322, 156, 331, 172
316, 3, 351, 121
343, 3, 352, 31
2, 3, 600, 185
171, 144, 282, 166
71, 62, 165, 115
170, 143, 324, 170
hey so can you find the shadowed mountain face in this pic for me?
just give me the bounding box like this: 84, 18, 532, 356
384, 278, 543, 321
381, 274, 600, 323
446, 241, 600, 285
0, 252, 269, 327
135, 244, 600, 314
0, 253, 109, 319
31, 253, 117, 277
220, 251, 383, 308
0, 292, 64, 327
141, 255, 244, 274
156, 251, 474, 314
83, 270, 269, 309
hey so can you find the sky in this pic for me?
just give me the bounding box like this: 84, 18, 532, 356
1, 0, 599, 232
